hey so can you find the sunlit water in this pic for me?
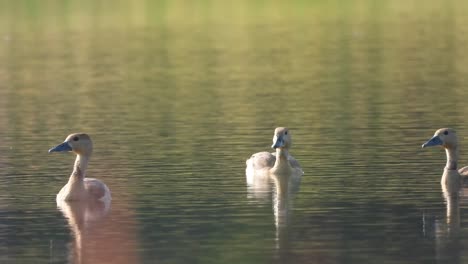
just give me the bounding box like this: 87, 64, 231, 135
1, 1, 468, 263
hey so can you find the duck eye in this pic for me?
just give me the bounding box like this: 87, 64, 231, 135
444, 130, 449, 135
73, 136, 79, 141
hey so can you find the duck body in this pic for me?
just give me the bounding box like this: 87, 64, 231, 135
246, 127, 303, 184
50, 133, 111, 202
441, 169, 462, 194
246, 151, 301, 174
422, 128, 464, 193
56, 177, 111, 202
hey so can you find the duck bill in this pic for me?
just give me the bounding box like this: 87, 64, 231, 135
272, 136, 285, 149
422, 136, 443, 148
49, 142, 72, 153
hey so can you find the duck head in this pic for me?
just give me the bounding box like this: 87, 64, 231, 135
422, 128, 458, 149
272, 127, 291, 149
49, 133, 93, 156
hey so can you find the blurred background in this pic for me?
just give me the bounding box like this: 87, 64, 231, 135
1, 1, 468, 263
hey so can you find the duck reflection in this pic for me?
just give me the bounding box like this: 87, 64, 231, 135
58, 199, 110, 264
421, 176, 464, 263
270, 172, 302, 228
440, 182, 460, 236
246, 170, 302, 252
432, 183, 463, 264
58, 199, 139, 264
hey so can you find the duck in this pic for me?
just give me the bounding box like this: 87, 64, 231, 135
246, 127, 303, 184
422, 128, 468, 193
49, 133, 111, 202
246, 127, 303, 249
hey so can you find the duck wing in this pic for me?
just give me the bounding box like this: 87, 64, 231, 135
84, 178, 111, 201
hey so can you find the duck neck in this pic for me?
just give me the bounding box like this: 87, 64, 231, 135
445, 146, 458, 170
70, 154, 89, 181
272, 148, 291, 173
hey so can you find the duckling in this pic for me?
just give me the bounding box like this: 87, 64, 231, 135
422, 128, 467, 193
49, 133, 111, 202
246, 127, 303, 183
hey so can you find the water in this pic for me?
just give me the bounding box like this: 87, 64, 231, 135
1, 1, 468, 263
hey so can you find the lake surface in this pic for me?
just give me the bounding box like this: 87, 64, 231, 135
1, 1, 468, 263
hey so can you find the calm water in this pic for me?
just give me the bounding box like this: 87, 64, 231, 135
1, 1, 468, 263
